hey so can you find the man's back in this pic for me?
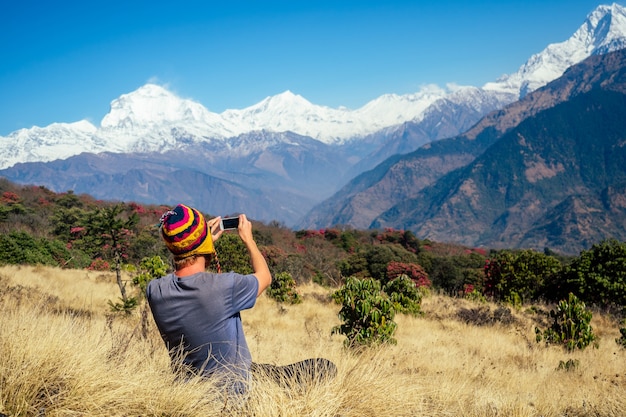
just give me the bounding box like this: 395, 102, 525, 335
146, 271, 259, 381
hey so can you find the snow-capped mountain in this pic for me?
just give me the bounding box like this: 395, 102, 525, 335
100, 83, 453, 144
220, 84, 452, 142
100, 83, 232, 136
1, 3, 625, 171
2, 121, 101, 169
484, 3, 626, 96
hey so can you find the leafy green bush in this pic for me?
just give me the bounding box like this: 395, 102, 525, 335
133, 255, 168, 293
0, 231, 88, 267
484, 249, 562, 304
214, 233, 253, 274
332, 277, 397, 347
383, 274, 424, 316
557, 239, 626, 308
267, 271, 302, 304
535, 293, 598, 351
132, 255, 169, 335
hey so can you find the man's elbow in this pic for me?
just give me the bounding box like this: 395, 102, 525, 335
257, 272, 272, 296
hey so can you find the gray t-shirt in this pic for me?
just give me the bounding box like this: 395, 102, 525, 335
146, 271, 259, 385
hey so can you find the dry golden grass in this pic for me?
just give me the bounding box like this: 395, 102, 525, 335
1, 265, 626, 416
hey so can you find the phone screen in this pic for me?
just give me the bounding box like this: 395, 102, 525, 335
221, 217, 239, 230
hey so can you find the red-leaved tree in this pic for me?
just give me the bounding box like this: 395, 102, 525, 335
386, 261, 431, 288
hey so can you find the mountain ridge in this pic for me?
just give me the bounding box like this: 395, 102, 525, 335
1, 4, 625, 170
371, 88, 626, 254
301, 48, 626, 239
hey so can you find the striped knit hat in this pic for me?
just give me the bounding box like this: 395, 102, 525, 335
159, 204, 214, 258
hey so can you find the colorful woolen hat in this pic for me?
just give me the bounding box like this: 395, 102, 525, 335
159, 204, 215, 258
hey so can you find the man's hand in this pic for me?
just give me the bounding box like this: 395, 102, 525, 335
208, 216, 224, 243
237, 214, 254, 244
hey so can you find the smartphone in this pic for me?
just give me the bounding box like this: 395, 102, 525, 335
220, 216, 240, 231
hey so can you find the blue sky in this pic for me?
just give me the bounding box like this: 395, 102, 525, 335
0, 0, 611, 135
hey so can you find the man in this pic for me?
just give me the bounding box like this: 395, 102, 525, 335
147, 204, 270, 393
147, 204, 335, 394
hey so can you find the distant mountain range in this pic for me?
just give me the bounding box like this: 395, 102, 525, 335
302, 49, 626, 255
1, 3, 626, 254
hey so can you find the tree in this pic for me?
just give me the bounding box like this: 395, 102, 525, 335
127, 227, 166, 265
133, 255, 168, 337
56, 190, 83, 208
429, 257, 464, 294
484, 249, 561, 304
214, 233, 253, 274
399, 230, 420, 253
386, 261, 430, 288
50, 206, 89, 243
557, 239, 626, 308
84, 204, 139, 312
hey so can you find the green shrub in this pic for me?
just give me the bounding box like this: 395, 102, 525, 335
557, 239, 626, 308
109, 255, 168, 316
484, 249, 562, 304
332, 276, 397, 348
0, 231, 86, 267
214, 233, 253, 274
535, 293, 598, 351
267, 271, 302, 304
132, 255, 169, 336
133, 255, 168, 293
383, 274, 424, 316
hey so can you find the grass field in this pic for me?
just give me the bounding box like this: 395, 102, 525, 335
1, 264, 625, 416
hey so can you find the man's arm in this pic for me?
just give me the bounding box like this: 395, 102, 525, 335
238, 214, 272, 296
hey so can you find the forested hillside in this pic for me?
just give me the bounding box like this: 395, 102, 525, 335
3, 176, 626, 313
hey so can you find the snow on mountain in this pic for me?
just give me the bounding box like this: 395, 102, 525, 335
221, 90, 364, 142
1, 121, 100, 169
100, 84, 209, 128
98, 84, 237, 141
1, 3, 626, 170
353, 85, 451, 125
98, 85, 449, 145
221, 86, 451, 142
484, 3, 626, 97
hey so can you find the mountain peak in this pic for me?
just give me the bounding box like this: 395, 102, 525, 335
254, 90, 315, 112
483, 2, 626, 97
588, 3, 626, 52
100, 83, 211, 129
132, 83, 172, 97
574, 3, 626, 52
